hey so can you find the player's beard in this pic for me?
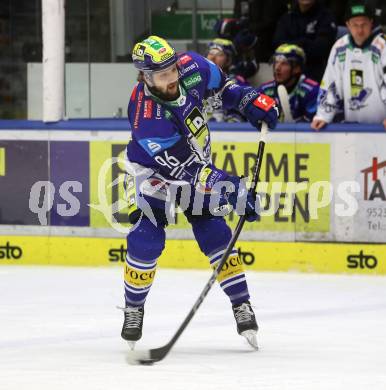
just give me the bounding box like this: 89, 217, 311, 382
149, 80, 180, 101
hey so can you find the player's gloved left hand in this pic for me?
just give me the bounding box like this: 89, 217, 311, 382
240, 90, 279, 129
223, 175, 259, 222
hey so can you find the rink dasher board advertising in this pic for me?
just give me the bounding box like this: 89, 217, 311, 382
0, 129, 385, 243
0, 128, 385, 273
0, 235, 385, 275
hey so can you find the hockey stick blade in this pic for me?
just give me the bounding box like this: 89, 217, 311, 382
127, 341, 173, 365
127, 123, 268, 365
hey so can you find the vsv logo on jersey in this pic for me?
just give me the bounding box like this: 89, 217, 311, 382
138, 134, 181, 157
147, 141, 162, 154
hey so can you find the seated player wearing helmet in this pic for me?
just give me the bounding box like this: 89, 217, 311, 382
205, 38, 249, 122
121, 36, 279, 350
257, 44, 320, 122
214, 18, 259, 79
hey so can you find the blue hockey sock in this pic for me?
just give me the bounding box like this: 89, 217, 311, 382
124, 217, 165, 307
209, 247, 250, 305
191, 216, 250, 305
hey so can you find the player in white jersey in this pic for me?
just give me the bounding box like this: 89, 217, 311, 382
311, 1, 386, 130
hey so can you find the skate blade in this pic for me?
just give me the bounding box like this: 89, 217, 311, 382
241, 330, 258, 350
127, 341, 136, 351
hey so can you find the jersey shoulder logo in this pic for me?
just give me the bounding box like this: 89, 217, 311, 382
138, 134, 181, 157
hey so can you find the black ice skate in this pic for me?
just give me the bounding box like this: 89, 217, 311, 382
121, 305, 144, 350
232, 301, 259, 350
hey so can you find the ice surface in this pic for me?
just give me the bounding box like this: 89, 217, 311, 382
1, 266, 386, 390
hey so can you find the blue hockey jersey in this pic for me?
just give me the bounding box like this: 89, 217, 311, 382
257, 75, 319, 122
127, 51, 263, 191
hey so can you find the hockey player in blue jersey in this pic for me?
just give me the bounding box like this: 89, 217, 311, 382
257, 44, 319, 122
205, 38, 250, 123
121, 36, 279, 349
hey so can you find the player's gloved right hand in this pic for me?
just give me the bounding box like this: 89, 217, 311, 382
223, 175, 259, 222
240, 91, 279, 130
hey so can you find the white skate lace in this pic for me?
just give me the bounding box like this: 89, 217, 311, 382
118, 306, 143, 329
234, 303, 254, 323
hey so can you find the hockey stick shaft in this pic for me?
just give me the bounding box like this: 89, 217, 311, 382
141, 122, 268, 362
277, 85, 294, 123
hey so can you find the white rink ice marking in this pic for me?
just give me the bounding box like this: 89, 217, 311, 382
0, 266, 386, 390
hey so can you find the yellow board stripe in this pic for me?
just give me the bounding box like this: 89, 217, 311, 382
0, 236, 385, 275
0, 148, 5, 176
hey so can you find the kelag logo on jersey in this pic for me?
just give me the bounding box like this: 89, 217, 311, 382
183, 72, 202, 89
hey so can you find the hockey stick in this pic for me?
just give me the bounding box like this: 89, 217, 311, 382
127, 122, 269, 365
277, 85, 294, 123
